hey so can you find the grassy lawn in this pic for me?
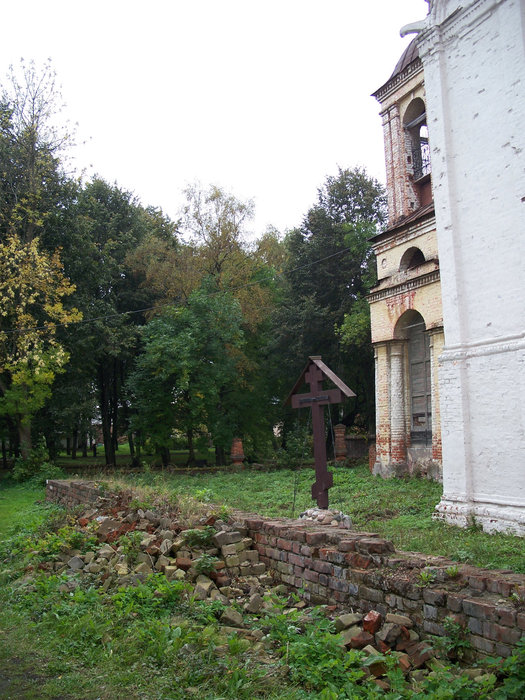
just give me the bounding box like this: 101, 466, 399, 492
106, 463, 525, 573
55, 447, 216, 470
0, 479, 45, 538
0, 479, 524, 699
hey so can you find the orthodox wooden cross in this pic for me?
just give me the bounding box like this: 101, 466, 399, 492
286, 356, 355, 509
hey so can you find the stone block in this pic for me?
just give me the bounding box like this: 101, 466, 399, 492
340, 625, 363, 647
213, 531, 242, 547
385, 613, 412, 628
422, 589, 446, 606
224, 554, 240, 568
360, 586, 384, 604
334, 613, 363, 632
67, 556, 84, 571
462, 599, 496, 620
220, 607, 244, 627
305, 531, 328, 546
470, 635, 495, 654
349, 630, 375, 649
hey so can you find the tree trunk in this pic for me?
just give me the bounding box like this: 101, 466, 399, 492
18, 418, 32, 459
43, 431, 56, 460
128, 431, 135, 457
112, 358, 119, 454
1, 439, 7, 470
186, 428, 196, 466
160, 446, 170, 467
9, 419, 20, 458
98, 363, 115, 466
66, 436, 71, 456
215, 445, 226, 466
71, 427, 78, 459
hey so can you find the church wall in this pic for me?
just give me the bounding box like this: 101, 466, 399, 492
379, 72, 426, 223
418, 0, 525, 533
369, 277, 442, 344
374, 225, 438, 283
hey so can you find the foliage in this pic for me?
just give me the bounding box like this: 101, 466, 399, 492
270, 166, 386, 435
194, 553, 220, 575
261, 605, 367, 694
128, 281, 246, 464
430, 616, 472, 662
416, 568, 437, 587
12, 440, 54, 481
182, 526, 216, 548
0, 234, 81, 453
0, 61, 82, 457
110, 574, 189, 620
118, 531, 143, 566
276, 421, 311, 469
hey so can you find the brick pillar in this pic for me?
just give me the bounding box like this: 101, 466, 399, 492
334, 424, 346, 463
429, 328, 444, 466
374, 343, 391, 474
230, 437, 245, 466
390, 342, 407, 470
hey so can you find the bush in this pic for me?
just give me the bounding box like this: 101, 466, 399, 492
13, 442, 66, 486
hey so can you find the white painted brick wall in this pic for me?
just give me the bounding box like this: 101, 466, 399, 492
419, 0, 525, 534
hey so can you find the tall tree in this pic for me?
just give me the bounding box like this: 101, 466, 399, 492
0, 61, 80, 456
128, 282, 246, 465
66, 178, 157, 466
0, 235, 80, 455
271, 167, 386, 431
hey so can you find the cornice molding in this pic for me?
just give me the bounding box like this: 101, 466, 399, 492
367, 269, 441, 303
372, 58, 424, 105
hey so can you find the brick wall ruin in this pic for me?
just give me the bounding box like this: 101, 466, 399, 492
47, 480, 525, 658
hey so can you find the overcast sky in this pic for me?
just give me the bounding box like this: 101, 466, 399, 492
1, 0, 427, 237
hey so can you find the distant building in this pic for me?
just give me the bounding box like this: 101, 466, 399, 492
369, 0, 525, 535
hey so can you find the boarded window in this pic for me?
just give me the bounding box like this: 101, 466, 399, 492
407, 321, 431, 445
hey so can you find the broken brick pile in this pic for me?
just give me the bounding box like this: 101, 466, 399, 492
46, 480, 524, 659
234, 514, 525, 658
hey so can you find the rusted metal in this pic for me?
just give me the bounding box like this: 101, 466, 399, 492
287, 356, 355, 509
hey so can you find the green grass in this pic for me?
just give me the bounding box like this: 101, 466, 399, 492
108, 462, 525, 573
1, 481, 525, 699
55, 446, 216, 469
0, 479, 46, 538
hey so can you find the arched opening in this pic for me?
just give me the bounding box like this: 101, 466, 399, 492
400, 247, 425, 271
403, 98, 430, 181
395, 310, 431, 446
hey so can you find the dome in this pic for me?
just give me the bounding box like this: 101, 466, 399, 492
388, 38, 419, 81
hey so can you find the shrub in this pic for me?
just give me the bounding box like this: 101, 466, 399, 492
13, 442, 65, 486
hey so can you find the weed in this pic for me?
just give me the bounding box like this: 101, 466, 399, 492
445, 564, 460, 579
416, 568, 437, 587
431, 616, 472, 661
176, 493, 210, 525
110, 575, 188, 620
509, 585, 525, 610
227, 634, 250, 655
182, 526, 216, 548
118, 531, 143, 566
194, 488, 214, 502
129, 497, 153, 511
194, 553, 219, 575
